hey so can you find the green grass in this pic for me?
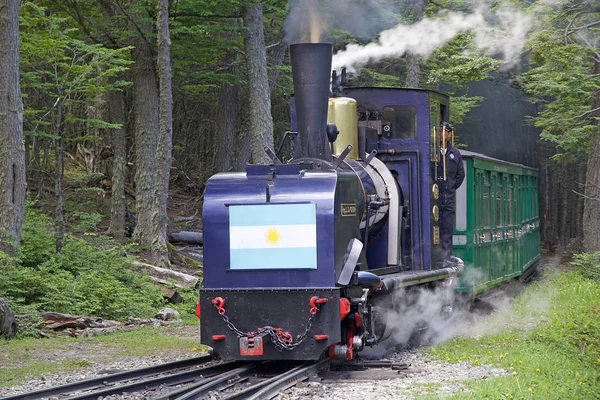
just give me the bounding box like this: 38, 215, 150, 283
423, 270, 600, 399
91, 326, 203, 356
0, 359, 93, 388
0, 325, 205, 388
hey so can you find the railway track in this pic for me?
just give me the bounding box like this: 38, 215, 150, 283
0, 356, 329, 400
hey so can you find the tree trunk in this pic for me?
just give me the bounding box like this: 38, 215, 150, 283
405, 53, 420, 88
405, 0, 425, 88
234, 108, 251, 170
0, 0, 26, 256
54, 99, 65, 254
215, 83, 239, 172
107, 89, 127, 241
131, 25, 160, 246
151, 0, 173, 268
267, 32, 287, 94
583, 60, 600, 251
559, 161, 573, 252
214, 19, 240, 172
539, 142, 557, 251
582, 59, 600, 252
243, 3, 274, 164
576, 161, 586, 244
97, 2, 129, 241
215, 20, 241, 174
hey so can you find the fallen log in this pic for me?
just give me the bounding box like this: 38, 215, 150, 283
132, 260, 199, 289
167, 230, 203, 244
77, 325, 130, 338
170, 209, 198, 222
39, 312, 120, 330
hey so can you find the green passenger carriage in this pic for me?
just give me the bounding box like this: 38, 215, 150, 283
452, 150, 540, 294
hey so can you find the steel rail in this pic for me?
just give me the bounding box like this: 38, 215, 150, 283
0, 356, 214, 400
64, 361, 245, 400
245, 359, 328, 400
168, 364, 259, 400
220, 377, 275, 400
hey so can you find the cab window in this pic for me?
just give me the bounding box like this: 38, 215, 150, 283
382, 106, 416, 139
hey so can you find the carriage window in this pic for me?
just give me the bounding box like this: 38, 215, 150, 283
382, 106, 416, 139
507, 186, 512, 225
483, 178, 490, 228
497, 187, 502, 227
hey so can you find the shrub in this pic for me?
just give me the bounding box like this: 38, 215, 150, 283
0, 205, 165, 321
570, 252, 600, 280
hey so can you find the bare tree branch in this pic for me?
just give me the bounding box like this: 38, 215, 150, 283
573, 106, 600, 119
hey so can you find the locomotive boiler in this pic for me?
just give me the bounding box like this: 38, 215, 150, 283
199, 43, 464, 361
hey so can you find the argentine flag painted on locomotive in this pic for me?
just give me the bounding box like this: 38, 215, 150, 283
229, 203, 317, 270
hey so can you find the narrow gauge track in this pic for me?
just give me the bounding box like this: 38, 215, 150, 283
159, 359, 328, 400
0, 356, 328, 400
0, 355, 227, 400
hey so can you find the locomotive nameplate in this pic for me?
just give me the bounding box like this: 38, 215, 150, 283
433, 226, 440, 244
341, 203, 357, 217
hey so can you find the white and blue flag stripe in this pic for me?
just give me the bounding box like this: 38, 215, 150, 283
229, 203, 317, 270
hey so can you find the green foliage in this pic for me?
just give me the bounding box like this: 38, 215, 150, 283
168, 289, 201, 324
425, 33, 503, 91
422, 33, 503, 126
351, 67, 405, 87
170, 0, 246, 94
69, 211, 103, 233
449, 95, 484, 127
570, 252, 600, 281
521, 41, 599, 160
19, 2, 131, 141
14, 311, 43, 338
519, 9, 600, 162
0, 205, 165, 321
18, 206, 57, 269
426, 269, 600, 399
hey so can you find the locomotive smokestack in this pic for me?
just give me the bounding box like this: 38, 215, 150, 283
290, 43, 332, 161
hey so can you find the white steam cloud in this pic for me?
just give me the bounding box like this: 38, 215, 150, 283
332, 4, 533, 71
382, 286, 468, 347
284, 0, 403, 44
370, 264, 553, 352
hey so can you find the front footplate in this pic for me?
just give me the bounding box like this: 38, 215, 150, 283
200, 288, 341, 360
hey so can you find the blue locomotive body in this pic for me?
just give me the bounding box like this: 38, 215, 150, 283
201, 164, 363, 359
199, 43, 465, 361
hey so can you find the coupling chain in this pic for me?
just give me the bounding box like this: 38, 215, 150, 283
218, 310, 317, 351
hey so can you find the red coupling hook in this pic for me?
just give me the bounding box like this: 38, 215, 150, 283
309, 296, 328, 315
211, 297, 226, 315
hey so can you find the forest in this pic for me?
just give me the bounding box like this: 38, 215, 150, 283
0, 0, 599, 326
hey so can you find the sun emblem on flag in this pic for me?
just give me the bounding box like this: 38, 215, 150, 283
265, 227, 281, 245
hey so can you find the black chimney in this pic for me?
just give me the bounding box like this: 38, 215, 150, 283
290, 43, 332, 161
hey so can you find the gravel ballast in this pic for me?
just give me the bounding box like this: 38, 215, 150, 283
0, 336, 506, 400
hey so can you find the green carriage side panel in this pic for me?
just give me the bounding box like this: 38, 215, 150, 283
454, 151, 540, 294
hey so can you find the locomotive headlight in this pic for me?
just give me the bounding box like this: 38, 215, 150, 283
432, 184, 439, 199
432, 205, 439, 221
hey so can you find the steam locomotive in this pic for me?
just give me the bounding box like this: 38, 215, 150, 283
198, 43, 539, 361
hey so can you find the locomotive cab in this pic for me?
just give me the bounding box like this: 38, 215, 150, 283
334, 87, 452, 272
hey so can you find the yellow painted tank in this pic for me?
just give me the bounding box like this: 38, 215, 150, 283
328, 97, 358, 160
